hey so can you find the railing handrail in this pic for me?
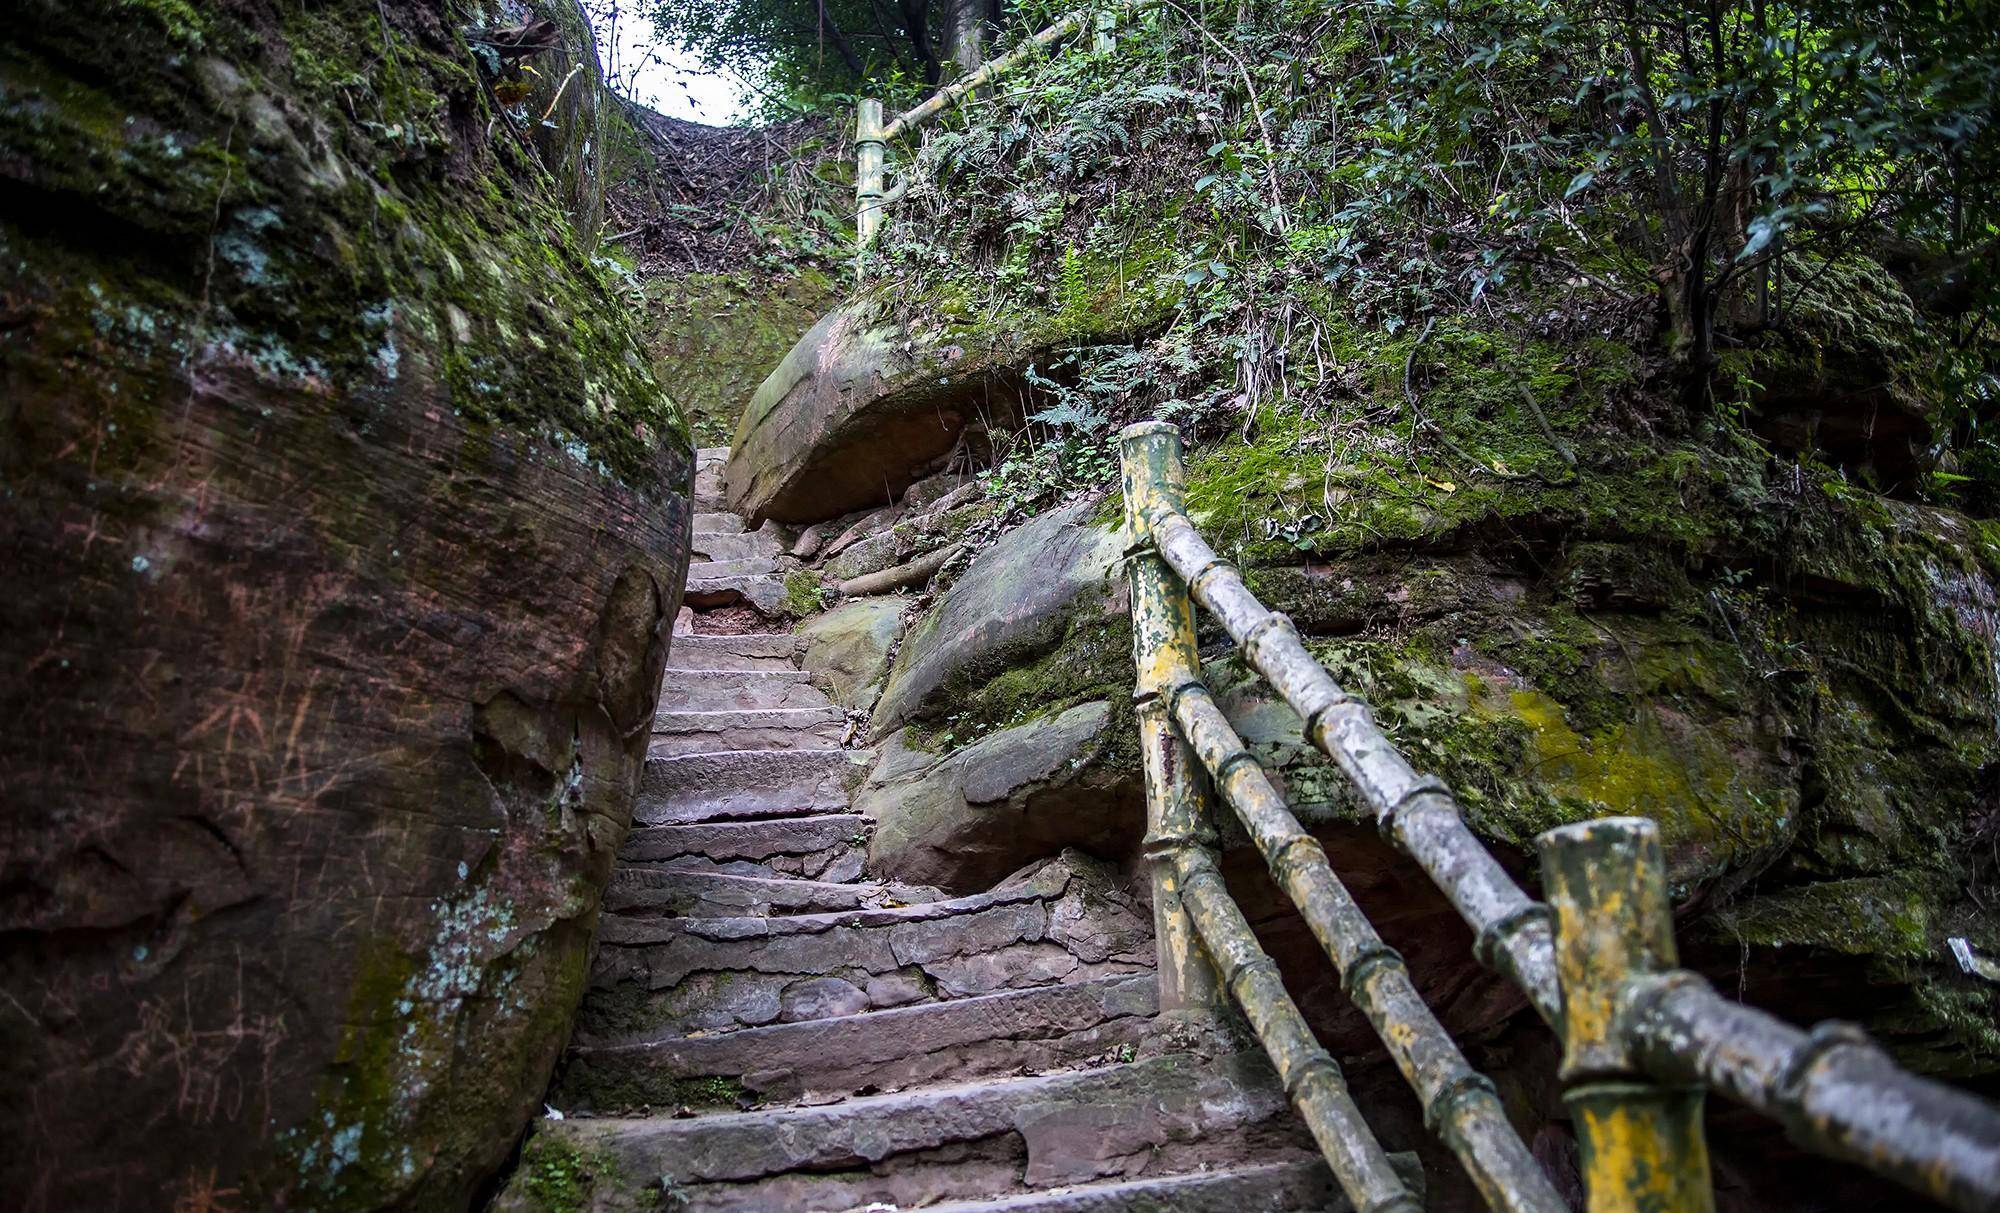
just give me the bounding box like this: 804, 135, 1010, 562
1119, 420, 2000, 1213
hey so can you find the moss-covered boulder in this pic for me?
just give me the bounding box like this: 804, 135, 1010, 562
722, 290, 1024, 524
860, 702, 1143, 892
0, 1, 690, 1209
872, 498, 1126, 733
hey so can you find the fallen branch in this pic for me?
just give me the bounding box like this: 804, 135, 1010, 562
836, 543, 962, 597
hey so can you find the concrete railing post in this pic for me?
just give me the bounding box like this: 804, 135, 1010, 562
1540, 817, 1715, 1213
1119, 421, 1221, 1012
854, 98, 886, 275
1094, 7, 1116, 53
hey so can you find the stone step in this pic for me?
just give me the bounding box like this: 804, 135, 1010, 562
683, 572, 787, 616
648, 707, 847, 757
905, 1158, 1367, 1213
665, 632, 800, 673
556, 974, 1158, 1111
619, 814, 870, 881
686, 556, 781, 580
693, 511, 745, 534
518, 1052, 1300, 1213
584, 853, 1151, 1038
686, 530, 784, 565
603, 866, 941, 920
658, 669, 829, 713
635, 748, 851, 824
695, 447, 729, 495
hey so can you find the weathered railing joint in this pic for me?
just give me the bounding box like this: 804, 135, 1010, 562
1424, 1070, 1502, 1137
1540, 817, 1715, 1213
1338, 943, 1405, 1006
1471, 901, 1556, 976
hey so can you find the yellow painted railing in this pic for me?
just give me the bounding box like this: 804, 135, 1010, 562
1118, 420, 2000, 1213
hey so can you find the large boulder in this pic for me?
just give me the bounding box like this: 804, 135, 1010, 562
798, 596, 909, 713
872, 499, 1126, 732
858, 703, 1143, 893
0, 2, 690, 1210
723, 292, 1029, 525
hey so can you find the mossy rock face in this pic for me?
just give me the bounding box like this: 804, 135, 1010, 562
646, 270, 838, 448
1731, 255, 1938, 492
861, 702, 1142, 893
872, 498, 1126, 735
0, 2, 691, 1210
798, 595, 908, 713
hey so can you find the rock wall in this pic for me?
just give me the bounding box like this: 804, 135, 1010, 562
0, 2, 690, 1210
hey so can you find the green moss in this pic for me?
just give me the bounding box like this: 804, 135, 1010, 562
514, 1133, 631, 1213
784, 570, 825, 616
117, 0, 207, 46
647, 270, 837, 447
8, 0, 687, 501
913, 610, 1136, 757
1710, 876, 1933, 959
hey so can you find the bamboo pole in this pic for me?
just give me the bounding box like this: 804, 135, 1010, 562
883, 0, 1160, 140
1128, 423, 2000, 1212
1173, 848, 1422, 1213
1621, 973, 2000, 1212
1539, 819, 1714, 1213
1143, 505, 1563, 1025
1119, 422, 1220, 1011
1169, 680, 1566, 1213
854, 97, 886, 273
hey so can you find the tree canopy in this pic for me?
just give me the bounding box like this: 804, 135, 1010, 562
641, 0, 1021, 108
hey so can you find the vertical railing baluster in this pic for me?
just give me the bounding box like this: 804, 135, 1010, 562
854, 98, 886, 277
1119, 421, 1221, 1011
1540, 818, 1715, 1213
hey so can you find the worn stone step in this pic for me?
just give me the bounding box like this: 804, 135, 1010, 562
665, 632, 800, 673
693, 511, 745, 534
695, 447, 729, 496
556, 974, 1158, 1112
518, 1052, 1300, 1213
682, 572, 787, 616
657, 670, 828, 713
686, 530, 784, 565
619, 814, 870, 881
603, 866, 940, 920
585, 853, 1151, 1038
648, 707, 847, 757
635, 748, 851, 824
687, 556, 780, 580
904, 1158, 1372, 1213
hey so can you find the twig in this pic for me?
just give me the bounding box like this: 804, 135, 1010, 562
1158, 0, 1290, 234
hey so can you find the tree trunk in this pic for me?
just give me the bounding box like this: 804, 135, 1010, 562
943, 0, 986, 76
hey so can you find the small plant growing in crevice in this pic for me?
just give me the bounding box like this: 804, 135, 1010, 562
515, 1134, 622, 1213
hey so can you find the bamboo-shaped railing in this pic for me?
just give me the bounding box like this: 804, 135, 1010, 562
853, 1, 1135, 271
1119, 420, 2000, 1213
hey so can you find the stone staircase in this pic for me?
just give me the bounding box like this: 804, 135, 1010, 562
504, 450, 1371, 1212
